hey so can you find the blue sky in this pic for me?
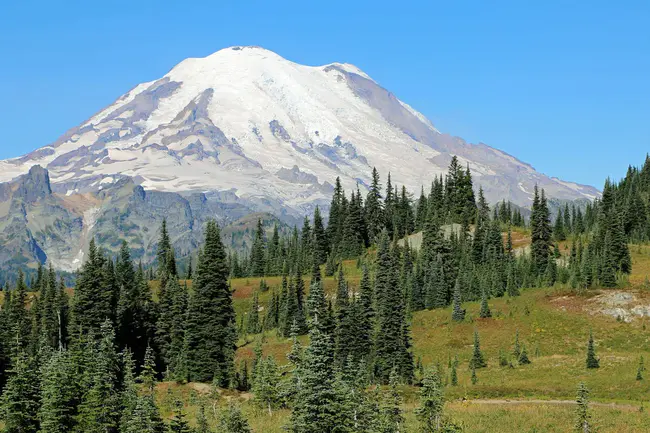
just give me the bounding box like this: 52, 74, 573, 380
0, 0, 648, 188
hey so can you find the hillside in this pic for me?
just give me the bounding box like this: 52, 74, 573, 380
158, 244, 650, 432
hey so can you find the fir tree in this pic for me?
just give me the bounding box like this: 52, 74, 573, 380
451, 279, 465, 322
379, 368, 404, 433
75, 320, 120, 433
586, 331, 600, 369
530, 187, 552, 276
71, 240, 113, 337
518, 344, 531, 365
288, 320, 353, 432
39, 349, 76, 433
312, 206, 329, 264
252, 356, 281, 415
575, 382, 592, 433
365, 168, 384, 243
470, 330, 487, 369
218, 404, 252, 433
0, 349, 40, 433
637, 356, 645, 381
416, 367, 460, 432
250, 219, 267, 277
185, 221, 237, 385
170, 400, 192, 433
450, 357, 458, 386
479, 290, 492, 318
374, 231, 413, 383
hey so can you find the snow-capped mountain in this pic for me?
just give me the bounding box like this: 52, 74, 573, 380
0, 46, 598, 216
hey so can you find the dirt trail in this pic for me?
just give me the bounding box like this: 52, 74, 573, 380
462, 399, 640, 410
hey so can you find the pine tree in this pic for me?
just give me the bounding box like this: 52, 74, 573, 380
218, 404, 252, 433
416, 367, 460, 433
479, 290, 492, 318
586, 331, 600, 369
170, 400, 192, 433
451, 279, 465, 322
1, 349, 40, 433
157, 219, 174, 288
374, 231, 413, 383
71, 240, 116, 338
312, 206, 329, 264
470, 330, 487, 369
450, 357, 458, 386
250, 219, 267, 277
289, 320, 353, 432
75, 320, 120, 433
379, 368, 404, 433
518, 344, 531, 365
185, 221, 237, 385
252, 356, 281, 415
637, 356, 645, 381
365, 168, 384, 244
471, 363, 478, 385
117, 242, 154, 365
195, 404, 212, 433
530, 187, 552, 276
121, 395, 166, 433
575, 382, 592, 433
39, 349, 77, 433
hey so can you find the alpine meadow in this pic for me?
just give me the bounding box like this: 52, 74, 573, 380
0, 5, 648, 431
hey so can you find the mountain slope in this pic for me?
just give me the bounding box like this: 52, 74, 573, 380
0, 46, 598, 217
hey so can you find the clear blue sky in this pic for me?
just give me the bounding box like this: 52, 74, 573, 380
1, 0, 648, 188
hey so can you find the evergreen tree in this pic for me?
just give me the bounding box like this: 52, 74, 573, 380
170, 400, 192, 433
312, 206, 329, 264
195, 404, 212, 433
416, 367, 460, 432
289, 320, 353, 432
116, 242, 154, 365
379, 368, 404, 433
0, 349, 40, 433
365, 168, 384, 244
451, 280, 465, 322
374, 232, 413, 383
637, 355, 645, 381
470, 330, 487, 369
586, 331, 600, 369
75, 320, 120, 433
518, 345, 531, 365
479, 290, 492, 318
185, 221, 237, 385
39, 349, 76, 433
218, 404, 252, 433
252, 356, 281, 415
450, 357, 458, 386
530, 187, 552, 276
575, 382, 592, 433
250, 219, 267, 277
71, 240, 113, 337
157, 219, 174, 288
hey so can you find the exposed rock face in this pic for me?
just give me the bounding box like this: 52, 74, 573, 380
0, 166, 281, 273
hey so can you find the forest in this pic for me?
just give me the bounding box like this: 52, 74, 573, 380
0, 155, 646, 433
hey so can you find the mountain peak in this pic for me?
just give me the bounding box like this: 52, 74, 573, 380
0, 47, 599, 216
